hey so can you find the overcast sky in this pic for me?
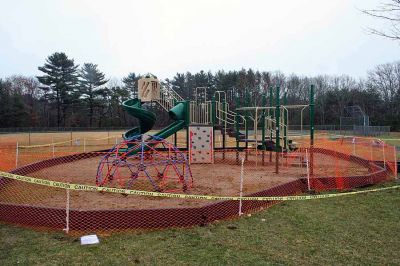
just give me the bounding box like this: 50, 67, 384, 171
0, 0, 399, 80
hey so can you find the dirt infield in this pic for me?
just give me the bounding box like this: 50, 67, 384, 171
0, 150, 371, 210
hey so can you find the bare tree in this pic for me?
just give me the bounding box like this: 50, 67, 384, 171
362, 0, 400, 40
366, 61, 400, 103
366, 61, 400, 127
6, 75, 41, 126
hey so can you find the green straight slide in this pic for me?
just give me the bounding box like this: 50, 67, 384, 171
122, 98, 186, 140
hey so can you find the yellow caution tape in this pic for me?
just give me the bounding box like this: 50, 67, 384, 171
19, 136, 121, 148
0, 171, 398, 201
19, 139, 74, 148
85, 135, 120, 141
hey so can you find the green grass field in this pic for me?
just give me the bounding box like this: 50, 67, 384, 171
1, 182, 399, 265
0, 131, 399, 265
380, 134, 400, 159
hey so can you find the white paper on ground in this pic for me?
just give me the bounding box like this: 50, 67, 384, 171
80, 234, 100, 245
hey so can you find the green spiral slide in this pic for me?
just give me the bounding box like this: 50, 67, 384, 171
122, 98, 187, 140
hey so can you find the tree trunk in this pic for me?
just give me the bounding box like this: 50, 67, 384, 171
89, 105, 93, 127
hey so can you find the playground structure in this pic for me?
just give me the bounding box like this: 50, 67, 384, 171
0, 74, 397, 234
119, 74, 315, 172
88, 73, 316, 192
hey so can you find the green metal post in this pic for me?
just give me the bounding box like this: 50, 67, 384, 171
174, 132, 177, 147
310, 85, 315, 176
245, 90, 250, 146
174, 94, 178, 147
261, 94, 266, 165
185, 101, 190, 152
185, 101, 190, 126
283, 91, 288, 151
261, 94, 266, 148
235, 94, 240, 164
211, 96, 216, 127
222, 100, 226, 159
275, 86, 280, 174
245, 90, 250, 161
211, 96, 216, 160
269, 86, 273, 162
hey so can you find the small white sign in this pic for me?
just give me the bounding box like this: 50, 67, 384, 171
80, 234, 100, 245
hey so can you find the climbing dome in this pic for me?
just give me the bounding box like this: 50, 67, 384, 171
96, 135, 192, 192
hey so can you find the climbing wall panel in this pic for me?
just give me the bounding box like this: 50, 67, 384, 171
189, 126, 213, 164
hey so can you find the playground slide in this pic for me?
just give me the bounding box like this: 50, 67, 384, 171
153, 102, 186, 139
122, 99, 186, 141
122, 99, 156, 139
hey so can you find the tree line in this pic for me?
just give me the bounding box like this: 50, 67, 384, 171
0, 52, 399, 130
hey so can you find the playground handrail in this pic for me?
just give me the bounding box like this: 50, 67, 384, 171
216, 107, 247, 127
163, 83, 184, 102
156, 83, 185, 111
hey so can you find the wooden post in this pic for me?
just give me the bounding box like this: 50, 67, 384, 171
52, 137, 55, 158
306, 148, 310, 191
15, 142, 19, 168
63, 188, 70, 234
238, 157, 245, 216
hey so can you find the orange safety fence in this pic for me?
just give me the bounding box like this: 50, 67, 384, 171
0, 135, 397, 235
0, 142, 17, 171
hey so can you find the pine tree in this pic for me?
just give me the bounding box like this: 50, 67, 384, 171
79, 63, 108, 127
122, 72, 139, 98
171, 73, 186, 98
37, 52, 79, 127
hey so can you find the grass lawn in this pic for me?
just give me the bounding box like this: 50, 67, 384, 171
380, 133, 400, 159
380, 133, 400, 146
1, 182, 399, 265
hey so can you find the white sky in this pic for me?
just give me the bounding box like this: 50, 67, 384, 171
0, 0, 399, 80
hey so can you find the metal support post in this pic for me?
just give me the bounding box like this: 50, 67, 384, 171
275, 86, 281, 174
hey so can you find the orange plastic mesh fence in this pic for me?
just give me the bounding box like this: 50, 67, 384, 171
0, 142, 16, 171
0, 135, 397, 234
